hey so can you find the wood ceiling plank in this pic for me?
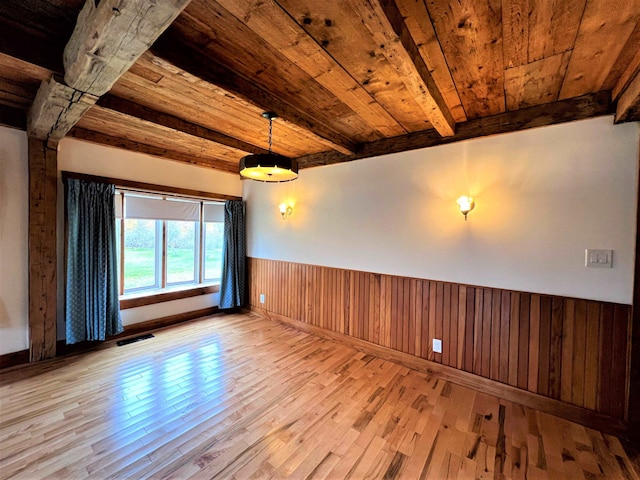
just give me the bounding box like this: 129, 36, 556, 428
68, 128, 239, 173
343, 0, 455, 137
0, 0, 83, 41
528, 0, 585, 63
297, 91, 612, 168
151, 35, 358, 155
78, 106, 246, 164
0, 104, 26, 130
502, 0, 529, 69
64, 0, 191, 96
210, 0, 404, 138
395, 0, 466, 122
97, 94, 271, 155
0, 21, 64, 74
505, 52, 571, 110
172, 2, 380, 144
113, 54, 331, 157
28, 76, 98, 141
560, 0, 640, 100
274, 0, 431, 133
426, 0, 505, 119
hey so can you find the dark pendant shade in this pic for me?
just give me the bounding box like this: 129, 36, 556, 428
239, 153, 299, 182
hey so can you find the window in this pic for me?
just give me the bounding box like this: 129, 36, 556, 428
166, 220, 197, 285
115, 192, 224, 296
204, 222, 224, 281
203, 202, 225, 282
123, 218, 161, 291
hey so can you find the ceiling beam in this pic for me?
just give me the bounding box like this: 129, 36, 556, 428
68, 128, 239, 174
151, 35, 357, 155
97, 94, 271, 155
615, 71, 640, 123
64, 0, 191, 97
28, 76, 98, 141
614, 48, 640, 123
349, 0, 456, 137
28, 0, 191, 141
297, 91, 613, 168
212, 0, 404, 138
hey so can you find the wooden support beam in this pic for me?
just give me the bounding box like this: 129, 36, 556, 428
613, 30, 640, 123
297, 91, 613, 168
0, 104, 27, 130
26, 0, 192, 142
68, 127, 239, 174
615, 69, 640, 123
630, 133, 640, 440
352, 0, 456, 137
96, 94, 270, 155
27, 76, 98, 140
64, 0, 191, 97
28, 137, 58, 362
151, 36, 357, 155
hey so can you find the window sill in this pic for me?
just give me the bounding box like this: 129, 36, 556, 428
119, 284, 220, 310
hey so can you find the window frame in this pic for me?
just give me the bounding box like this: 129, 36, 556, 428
118, 191, 225, 297
61, 171, 240, 311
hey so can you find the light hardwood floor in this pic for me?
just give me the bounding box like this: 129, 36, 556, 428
0, 313, 638, 479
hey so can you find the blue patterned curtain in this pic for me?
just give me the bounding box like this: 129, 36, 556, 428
219, 200, 247, 309
65, 179, 122, 344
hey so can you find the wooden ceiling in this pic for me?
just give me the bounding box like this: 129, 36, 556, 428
1, 0, 639, 175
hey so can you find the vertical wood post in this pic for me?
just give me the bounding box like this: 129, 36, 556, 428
630, 135, 640, 438
28, 137, 58, 362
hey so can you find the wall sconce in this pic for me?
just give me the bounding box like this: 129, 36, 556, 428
279, 203, 293, 220
457, 195, 475, 221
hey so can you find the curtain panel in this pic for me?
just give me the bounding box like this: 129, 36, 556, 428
65, 179, 122, 344
219, 200, 247, 309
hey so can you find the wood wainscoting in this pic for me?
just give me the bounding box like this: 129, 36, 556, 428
248, 257, 632, 428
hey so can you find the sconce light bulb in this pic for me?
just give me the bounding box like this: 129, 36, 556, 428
279, 203, 293, 220
457, 196, 475, 221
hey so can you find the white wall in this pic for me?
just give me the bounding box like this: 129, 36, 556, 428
0, 127, 28, 355
245, 117, 639, 304
57, 138, 242, 337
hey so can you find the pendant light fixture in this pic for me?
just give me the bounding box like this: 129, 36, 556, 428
239, 112, 298, 182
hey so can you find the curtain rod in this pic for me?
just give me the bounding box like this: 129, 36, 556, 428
61, 171, 241, 202
114, 186, 225, 204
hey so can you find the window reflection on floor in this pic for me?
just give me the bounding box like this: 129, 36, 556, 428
111, 337, 225, 434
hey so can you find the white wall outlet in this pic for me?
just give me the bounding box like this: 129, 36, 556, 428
432, 338, 442, 354
585, 249, 613, 268
260, 293, 265, 304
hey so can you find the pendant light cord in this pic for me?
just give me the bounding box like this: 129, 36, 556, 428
268, 117, 273, 154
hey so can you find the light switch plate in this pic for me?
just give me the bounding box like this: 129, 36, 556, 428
585, 249, 613, 268
433, 338, 442, 354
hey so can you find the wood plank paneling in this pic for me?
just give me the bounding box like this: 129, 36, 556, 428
518, 293, 531, 391
248, 258, 632, 422
572, 300, 588, 406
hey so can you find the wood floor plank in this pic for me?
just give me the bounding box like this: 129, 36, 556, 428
0, 312, 637, 480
